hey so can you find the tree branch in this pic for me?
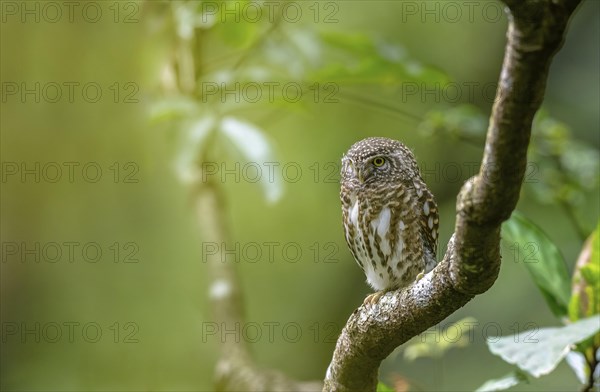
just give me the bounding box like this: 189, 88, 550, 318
169, 4, 323, 387
196, 183, 323, 391
323, 1, 582, 390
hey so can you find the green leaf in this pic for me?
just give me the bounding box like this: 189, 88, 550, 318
376, 382, 394, 392
475, 370, 528, 392
502, 211, 571, 318
171, 1, 217, 38
172, 1, 198, 39
404, 317, 476, 361
568, 222, 600, 363
148, 97, 198, 124
565, 351, 588, 385
312, 31, 448, 85
569, 223, 600, 321
319, 30, 375, 55
418, 104, 487, 141
175, 116, 218, 184
527, 111, 600, 208
219, 116, 283, 203
215, 1, 259, 48
487, 315, 600, 377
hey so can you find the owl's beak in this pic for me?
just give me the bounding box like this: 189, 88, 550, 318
358, 166, 372, 183
345, 159, 363, 183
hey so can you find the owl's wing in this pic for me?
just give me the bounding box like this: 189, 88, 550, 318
340, 189, 363, 271
412, 176, 439, 271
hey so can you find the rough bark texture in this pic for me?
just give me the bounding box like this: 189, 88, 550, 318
322, 1, 582, 391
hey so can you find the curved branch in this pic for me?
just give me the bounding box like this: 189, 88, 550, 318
323, 1, 582, 390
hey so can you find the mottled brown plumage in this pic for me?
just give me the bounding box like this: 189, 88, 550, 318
340, 137, 439, 293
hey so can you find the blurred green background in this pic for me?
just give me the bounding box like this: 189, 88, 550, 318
1, 1, 598, 391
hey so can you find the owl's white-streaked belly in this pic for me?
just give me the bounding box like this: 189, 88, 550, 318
346, 200, 405, 291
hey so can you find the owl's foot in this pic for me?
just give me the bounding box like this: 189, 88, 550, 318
363, 291, 385, 306
416, 270, 425, 281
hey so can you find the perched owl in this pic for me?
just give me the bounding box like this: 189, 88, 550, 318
340, 137, 439, 298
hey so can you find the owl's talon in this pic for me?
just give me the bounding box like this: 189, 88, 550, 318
363, 291, 385, 306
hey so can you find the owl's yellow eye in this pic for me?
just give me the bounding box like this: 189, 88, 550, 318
372, 157, 386, 167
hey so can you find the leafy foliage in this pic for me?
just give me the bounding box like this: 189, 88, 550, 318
421, 104, 599, 390
475, 371, 529, 392
479, 219, 600, 389
569, 223, 600, 322
419, 105, 599, 238
150, 0, 449, 205
420, 106, 598, 382
220, 117, 283, 202
376, 381, 395, 392
528, 112, 600, 212
568, 223, 600, 386
502, 211, 571, 318
311, 31, 448, 85
418, 104, 487, 142
487, 315, 600, 378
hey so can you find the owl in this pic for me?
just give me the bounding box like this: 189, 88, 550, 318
340, 137, 439, 301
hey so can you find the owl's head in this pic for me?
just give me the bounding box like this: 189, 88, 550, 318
341, 137, 420, 188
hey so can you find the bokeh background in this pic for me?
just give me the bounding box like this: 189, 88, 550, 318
1, 1, 599, 391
